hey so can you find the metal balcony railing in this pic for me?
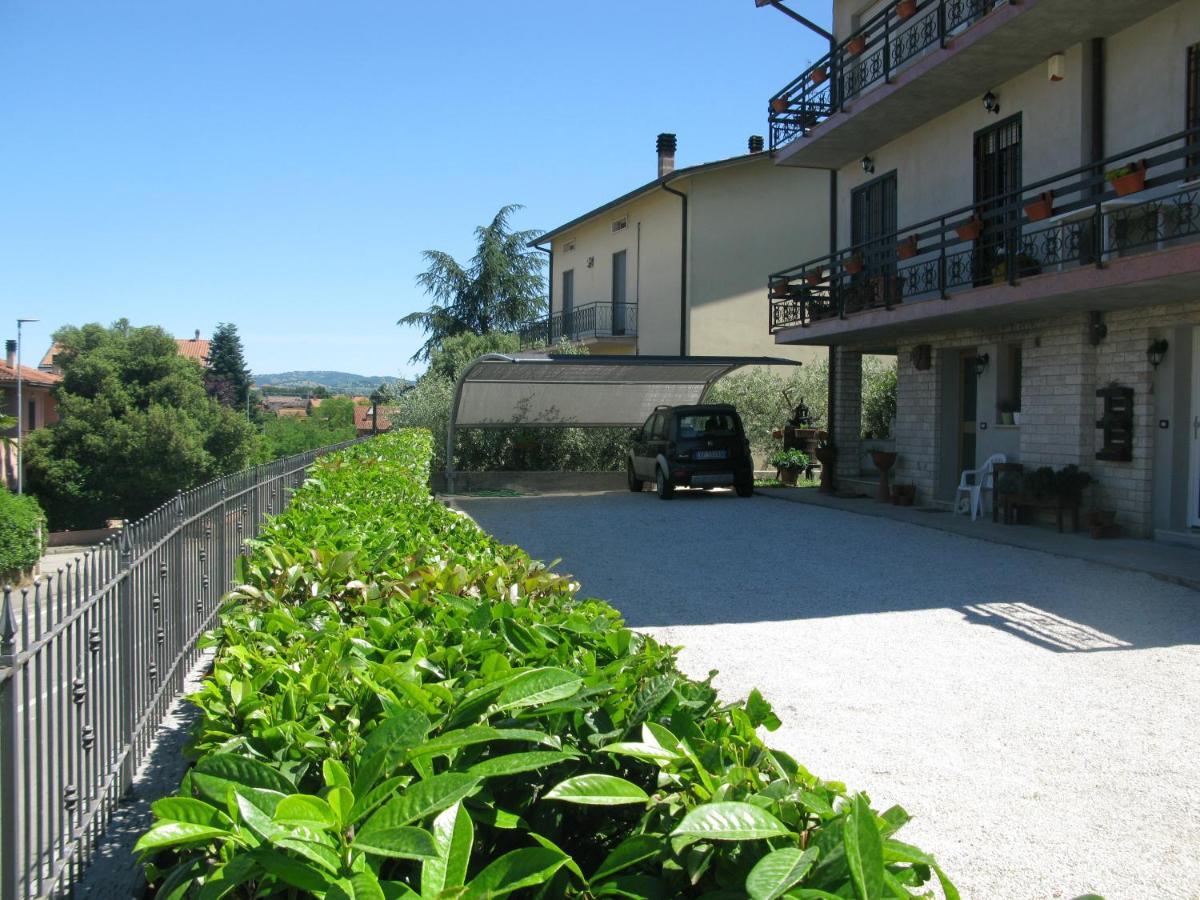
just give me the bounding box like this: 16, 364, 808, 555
768, 127, 1200, 333
518, 301, 638, 349
768, 0, 1003, 151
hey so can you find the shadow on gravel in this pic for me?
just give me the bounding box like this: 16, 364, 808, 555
458, 491, 1200, 653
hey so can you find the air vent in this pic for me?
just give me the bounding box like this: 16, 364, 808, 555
611, 216, 628, 234
562, 239, 576, 253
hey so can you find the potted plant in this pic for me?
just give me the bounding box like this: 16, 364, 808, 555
1012, 409, 1022, 426
804, 267, 825, 286
843, 253, 864, 275
1023, 190, 1054, 222
771, 96, 790, 114
891, 484, 916, 506
769, 279, 791, 298
955, 215, 983, 241
997, 401, 1015, 425
896, 0, 917, 20
770, 448, 811, 487
897, 235, 919, 259
1107, 160, 1147, 197
847, 33, 867, 56
810, 65, 829, 86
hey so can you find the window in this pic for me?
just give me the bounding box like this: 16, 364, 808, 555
676, 413, 738, 438
1188, 44, 1199, 167
611, 216, 628, 234
27, 398, 36, 430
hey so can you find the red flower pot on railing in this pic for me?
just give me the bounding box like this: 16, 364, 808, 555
847, 34, 867, 56
770, 97, 790, 114
1023, 191, 1055, 222
810, 66, 829, 86
769, 279, 791, 299
843, 254, 864, 275
897, 235, 919, 259
955, 215, 984, 241
805, 267, 825, 286
1107, 160, 1147, 197
896, 0, 917, 20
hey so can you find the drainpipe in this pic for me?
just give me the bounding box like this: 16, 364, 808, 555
1089, 38, 1106, 195
534, 243, 553, 346
661, 183, 689, 356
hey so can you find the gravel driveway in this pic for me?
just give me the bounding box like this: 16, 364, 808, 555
455, 490, 1200, 900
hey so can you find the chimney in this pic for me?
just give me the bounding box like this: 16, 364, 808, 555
656, 133, 677, 178
5, 340, 15, 368
748, 135, 765, 153
194, 329, 201, 341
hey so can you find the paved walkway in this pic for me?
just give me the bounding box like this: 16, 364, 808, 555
456, 490, 1200, 900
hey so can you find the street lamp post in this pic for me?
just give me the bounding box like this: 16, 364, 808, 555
15, 318, 39, 494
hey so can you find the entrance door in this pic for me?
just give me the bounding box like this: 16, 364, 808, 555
1190, 326, 1200, 526
560, 269, 574, 342
611, 251, 627, 336
958, 351, 979, 481
850, 171, 898, 309
973, 115, 1022, 285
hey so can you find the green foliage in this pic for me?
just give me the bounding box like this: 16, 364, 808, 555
399, 205, 546, 362
1016, 464, 1093, 502
206, 323, 253, 408
707, 364, 828, 459
423, 332, 521, 384
0, 490, 47, 581
861, 358, 898, 440
139, 431, 955, 898
769, 449, 810, 471
24, 321, 264, 530
262, 398, 357, 459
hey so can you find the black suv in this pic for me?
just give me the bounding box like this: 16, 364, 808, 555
627, 404, 754, 499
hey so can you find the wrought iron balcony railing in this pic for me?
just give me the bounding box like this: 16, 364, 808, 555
768, 0, 1002, 151
768, 127, 1200, 333
518, 301, 638, 349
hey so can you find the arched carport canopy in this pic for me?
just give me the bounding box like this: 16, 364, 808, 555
446, 353, 801, 489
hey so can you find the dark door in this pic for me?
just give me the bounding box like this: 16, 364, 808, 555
634, 411, 666, 479
560, 269, 574, 342
973, 114, 1022, 285
611, 251, 627, 335
850, 171, 898, 310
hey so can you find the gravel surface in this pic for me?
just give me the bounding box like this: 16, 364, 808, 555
456, 490, 1200, 900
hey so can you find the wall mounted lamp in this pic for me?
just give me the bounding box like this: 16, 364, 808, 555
861, 155, 875, 175
1147, 338, 1169, 369
973, 353, 990, 376
982, 91, 1000, 115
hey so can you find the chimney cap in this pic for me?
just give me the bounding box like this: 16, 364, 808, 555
194, 329, 201, 340
656, 133, 677, 154
748, 135, 765, 153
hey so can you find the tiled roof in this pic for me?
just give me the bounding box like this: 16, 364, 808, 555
0, 360, 62, 387
175, 337, 211, 365
354, 406, 393, 432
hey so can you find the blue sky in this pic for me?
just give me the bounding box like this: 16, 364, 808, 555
0, 1, 828, 379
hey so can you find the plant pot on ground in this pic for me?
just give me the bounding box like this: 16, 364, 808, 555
1084, 509, 1116, 528
813, 442, 836, 493
1107, 161, 1147, 197
891, 484, 916, 506
770, 448, 811, 487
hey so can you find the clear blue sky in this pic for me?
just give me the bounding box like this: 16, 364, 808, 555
0, 1, 828, 380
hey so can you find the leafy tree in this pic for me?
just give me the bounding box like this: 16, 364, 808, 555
205, 322, 253, 408
399, 205, 546, 361
24, 321, 264, 530
309, 385, 330, 399
261, 397, 356, 459
0, 490, 46, 582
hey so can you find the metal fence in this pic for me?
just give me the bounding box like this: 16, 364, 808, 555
0, 438, 367, 899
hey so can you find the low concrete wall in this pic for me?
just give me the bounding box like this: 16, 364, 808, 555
432, 471, 626, 494
48, 527, 121, 547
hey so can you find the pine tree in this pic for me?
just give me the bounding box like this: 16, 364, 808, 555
205, 322, 252, 407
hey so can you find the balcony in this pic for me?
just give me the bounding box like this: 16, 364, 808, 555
768, 0, 1182, 168
769, 128, 1200, 346
518, 301, 638, 350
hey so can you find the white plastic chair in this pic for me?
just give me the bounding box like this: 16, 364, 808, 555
955, 453, 1006, 521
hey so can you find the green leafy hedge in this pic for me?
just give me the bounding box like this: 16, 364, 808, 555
0, 489, 47, 582
138, 431, 955, 899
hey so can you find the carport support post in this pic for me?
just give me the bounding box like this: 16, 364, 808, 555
831, 347, 863, 482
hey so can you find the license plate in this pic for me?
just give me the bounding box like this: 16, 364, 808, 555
692, 473, 733, 486
694, 449, 727, 460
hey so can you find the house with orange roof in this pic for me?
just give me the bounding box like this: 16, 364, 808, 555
354, 404, 393, 436
39, 328, 212, 376
2, 339, 62, 490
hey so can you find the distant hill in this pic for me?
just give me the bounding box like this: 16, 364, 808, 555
256, 371, 408, 394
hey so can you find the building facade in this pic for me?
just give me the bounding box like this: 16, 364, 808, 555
766, 0, 1200, 541
2, 340, 61, 491
527, 135, 832, 366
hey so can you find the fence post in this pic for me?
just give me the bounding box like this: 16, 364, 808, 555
116, 529, 135, 799
217, 479, 227, 597
172, 492, 185, 696
1, 588, 20, 900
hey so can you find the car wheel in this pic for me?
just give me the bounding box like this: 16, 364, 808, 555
627, 461, 643, 492
736, 481, 754, 498
655, 467, 674, 500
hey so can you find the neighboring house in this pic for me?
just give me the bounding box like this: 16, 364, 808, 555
2, 339, 61, 490
354, 405, 392, 436
262, 396, 308, 415
526, 134, 830, 364
39, 329, 212, 375
765, 0, 1200, 541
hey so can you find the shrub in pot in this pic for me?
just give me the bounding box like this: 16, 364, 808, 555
1107, 161, 1147, 197
770, 447, 811, 486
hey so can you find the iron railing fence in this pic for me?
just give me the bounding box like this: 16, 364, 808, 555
0, 437, 368, 900
768, 127, 1200, 332
518, 301, 638, 349
768, 0, 1003, 151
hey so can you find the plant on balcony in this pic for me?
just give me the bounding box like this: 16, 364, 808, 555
805, 266, 825, 285
897, 235, 919, 259
896, 0, 918, 20
1023, 190, 1055, 222
809, 65, 829, 86
769, 278, 792, 299
955, 215, 983, 241
991, 252, 1042, 283
1106, 160, 1147, 197
843, 253, 864, 275
770, 96, 790, 113
847, 34, 867, 56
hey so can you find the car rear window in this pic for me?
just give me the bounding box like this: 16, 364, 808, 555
676, 413, 738, 438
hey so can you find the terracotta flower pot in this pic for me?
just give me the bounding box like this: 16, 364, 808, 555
1023, 190, 1054, 222
805, 268, 824, 286
897, 236, 918, 259
955, 216, 983, 242
772, 428, 784, 440
896, 0, 917, 20
814, 445, 837, 494
847, 34, 867, 56
891, 484, 915, 506
770, 97, 790, 114
810, 67, 829, 86
1110, 161, 1147, 197
769, 279, 791, 299
778, 467, 800, 487
843, 255, 864, 275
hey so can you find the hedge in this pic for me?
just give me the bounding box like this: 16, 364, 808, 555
138, 430, 955, 899
0, 489, 47, 582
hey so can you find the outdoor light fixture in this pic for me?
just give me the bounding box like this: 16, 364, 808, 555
983, 91, 1000, 115
973, 353, 990, 376
1147, 338, 1169, 369
861, 155, 875, 174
